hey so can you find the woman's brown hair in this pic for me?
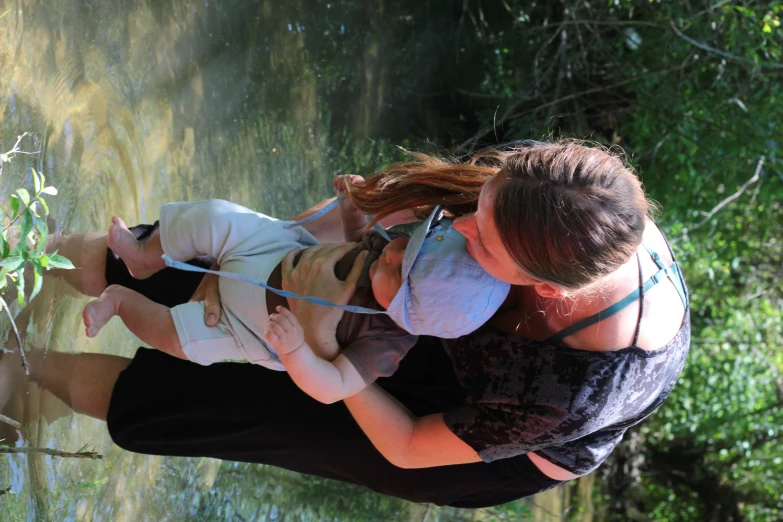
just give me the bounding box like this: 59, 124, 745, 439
344, 141, 651, 290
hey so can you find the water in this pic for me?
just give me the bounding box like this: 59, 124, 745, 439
0, 0, 483, 520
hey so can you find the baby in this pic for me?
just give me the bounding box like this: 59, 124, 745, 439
83, 196, 509, 404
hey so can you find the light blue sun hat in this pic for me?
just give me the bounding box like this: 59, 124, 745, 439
384, 206, 511, 338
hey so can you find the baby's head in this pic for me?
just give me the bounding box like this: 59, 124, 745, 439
370, 210, 511, 338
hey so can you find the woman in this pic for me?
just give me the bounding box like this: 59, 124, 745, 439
13, 140, 689, 507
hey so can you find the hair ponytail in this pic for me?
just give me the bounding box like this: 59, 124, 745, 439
345, 141, 650, 290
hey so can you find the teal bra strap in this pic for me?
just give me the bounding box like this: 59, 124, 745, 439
544, 240, 688, 344
282, 196, 391, 241
162, 255, 387, 316
544, 265, 671, 344
642, 242, 688, 310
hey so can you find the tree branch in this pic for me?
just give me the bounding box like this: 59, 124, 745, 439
0, 413, 24, 443
0, 444, 103, 460
694, 156, 765, 229
1, 133, 40, 162
0, 296, 28, 375
685, 0, 734, 22
456, 64, 685, 152
670, 22, 783, 70
530, 20, 668, 30
8, 133, 32, 156
0, 412, 21, 430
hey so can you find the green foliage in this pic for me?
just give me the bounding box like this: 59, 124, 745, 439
482, 499, 532, 521
0, 133, 76, 502
0, 140, 74, 307
1, 0, 780, 518
403, 0, 779, 519
469, 1, 783, 520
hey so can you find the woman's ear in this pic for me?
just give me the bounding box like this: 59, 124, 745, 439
533, 282, 569, 299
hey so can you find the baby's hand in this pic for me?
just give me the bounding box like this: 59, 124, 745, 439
265, 306, 306, 356
332, 174, 364, 194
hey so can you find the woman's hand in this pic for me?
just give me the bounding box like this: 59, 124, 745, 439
332, 174, 365, 195
189, 264, 222, 327
334, 173, 419, 229
333, 175, 364, 215
281, 243, 368, 358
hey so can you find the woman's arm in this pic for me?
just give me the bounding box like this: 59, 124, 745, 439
342, 385, 481, 469
296, 198, 418, 243
281, 243, 482, 468
333, 175, 370, 242
290, 197, 346, 243
296, 175, 420, 243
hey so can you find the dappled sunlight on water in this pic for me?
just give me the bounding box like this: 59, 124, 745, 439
0, 0, 564, 520
0, 0, 425, 520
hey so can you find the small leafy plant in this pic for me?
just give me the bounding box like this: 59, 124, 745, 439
0, 133, 75, 307
0, 133, 75, 376
0, 135, 98, 472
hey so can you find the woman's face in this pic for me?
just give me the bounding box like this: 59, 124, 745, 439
453, 173, 536, 286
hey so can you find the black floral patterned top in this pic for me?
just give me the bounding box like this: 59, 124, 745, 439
443, 310, 690, 475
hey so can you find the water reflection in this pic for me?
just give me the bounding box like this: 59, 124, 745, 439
0, 0, 481, 520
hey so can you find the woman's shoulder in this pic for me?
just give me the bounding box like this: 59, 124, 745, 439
454, 312, 688, 359
629, 221, 688, 350
556, 221, 687, 352
482, 222, 688, 353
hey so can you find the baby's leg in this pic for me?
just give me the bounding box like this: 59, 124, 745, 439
82, 285, 186, 360
41, 230, 108, 296
107, 217, 166, 279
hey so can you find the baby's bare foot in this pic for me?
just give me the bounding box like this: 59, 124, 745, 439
82, 294, 119, 338
107, 217, 156, 279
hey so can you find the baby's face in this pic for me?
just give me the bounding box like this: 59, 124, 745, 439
369, 237, 410, 309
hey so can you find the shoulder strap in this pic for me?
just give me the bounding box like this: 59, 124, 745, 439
162, 255, 387, 315
282, 196, 391, 241
642, 241, 688, 310
544, 240, 688, 344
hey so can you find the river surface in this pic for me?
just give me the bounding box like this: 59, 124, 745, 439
0, 1, 568, 520
0, 0, 468, 520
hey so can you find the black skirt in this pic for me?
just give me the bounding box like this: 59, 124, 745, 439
105, 224, 562, 508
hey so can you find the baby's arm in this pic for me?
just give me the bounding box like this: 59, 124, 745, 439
265, 306, 367, 404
